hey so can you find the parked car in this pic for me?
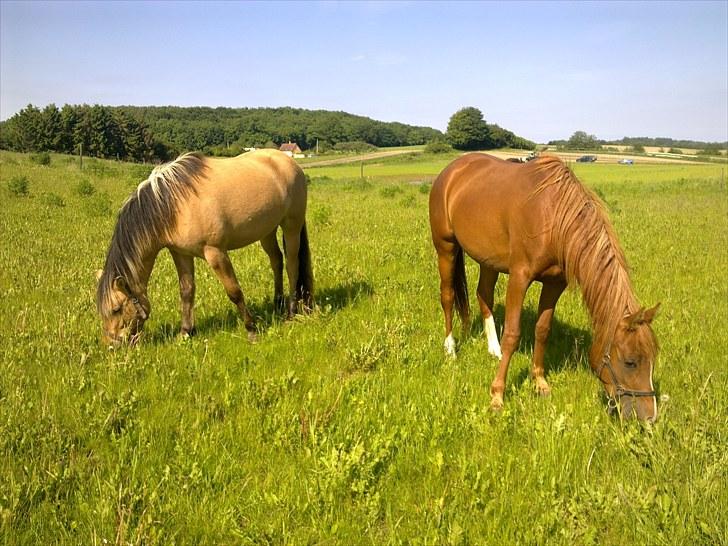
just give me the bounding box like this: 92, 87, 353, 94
576, 155, 598, 163
618, 158, 634, 165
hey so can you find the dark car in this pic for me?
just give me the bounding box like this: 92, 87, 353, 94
576, 155, 598, 163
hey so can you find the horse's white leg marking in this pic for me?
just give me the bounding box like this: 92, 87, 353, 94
484, 315, 502, 358
650, 360, 657, 419
444, 333, 456, 358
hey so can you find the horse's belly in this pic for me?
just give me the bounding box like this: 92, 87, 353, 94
224, 214, 281, 249
172, 200, 285, 255
461, 241, 511, 273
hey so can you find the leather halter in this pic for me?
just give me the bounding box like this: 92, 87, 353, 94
594, 351, 656, 403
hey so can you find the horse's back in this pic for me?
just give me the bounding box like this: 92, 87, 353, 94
173, 150, 307, 254
430, 153, 555, 272
205, 149, 305, 197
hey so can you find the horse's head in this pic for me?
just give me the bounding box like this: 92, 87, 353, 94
96, 271, 150, 348
596, 304, 660, 422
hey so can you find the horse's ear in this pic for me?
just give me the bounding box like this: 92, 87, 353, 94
112, 276, 131, 297
95, 269, 104, 282
642, 303, 661, 325
625, 304, 660, 331
624, 308, 645, 331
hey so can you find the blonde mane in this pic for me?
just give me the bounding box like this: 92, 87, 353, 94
531, 157, 639, 352
96, 153, 207, 318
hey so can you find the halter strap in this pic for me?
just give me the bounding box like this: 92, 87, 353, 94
594, 352, 656, 399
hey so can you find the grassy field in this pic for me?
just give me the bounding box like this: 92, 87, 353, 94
1, 151, 726, 544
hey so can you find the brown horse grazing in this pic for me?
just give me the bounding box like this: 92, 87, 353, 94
96, 149, 313, 347
429, 153, 659, 421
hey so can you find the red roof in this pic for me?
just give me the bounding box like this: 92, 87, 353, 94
279, 143, 301, 153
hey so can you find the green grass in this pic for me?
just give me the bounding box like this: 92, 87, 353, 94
1, 151, 726, 544
305, 151, 458, 182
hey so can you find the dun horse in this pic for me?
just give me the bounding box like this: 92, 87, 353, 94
429, 153, 659, 421
96, 149, 313, 347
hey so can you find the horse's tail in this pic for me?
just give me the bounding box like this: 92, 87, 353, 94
296, 221, 314, 310
453, 243, 470, 332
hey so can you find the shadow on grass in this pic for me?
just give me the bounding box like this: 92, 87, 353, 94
146, 279, 374, 344
469, 302, 592, 387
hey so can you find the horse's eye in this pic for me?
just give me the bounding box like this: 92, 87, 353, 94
112, 305, 122, 314
625, 359, 638, 369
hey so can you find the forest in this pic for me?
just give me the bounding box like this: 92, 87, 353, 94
0, 104, 445, 162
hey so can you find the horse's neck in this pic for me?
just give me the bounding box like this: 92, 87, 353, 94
129, 245, 162, 296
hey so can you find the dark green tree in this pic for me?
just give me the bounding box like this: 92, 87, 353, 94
59, 104, 78, 153
40, 104, 62, 151
566, 131, 601, 150
447, 107, 491, 150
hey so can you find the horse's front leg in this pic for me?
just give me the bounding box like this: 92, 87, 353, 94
170, 249, 196, 337
203, 246, 257, 341
532, 279, 567, 396
491, 269, 531, 410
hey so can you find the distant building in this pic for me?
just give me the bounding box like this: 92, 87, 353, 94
279, 142, 303, 158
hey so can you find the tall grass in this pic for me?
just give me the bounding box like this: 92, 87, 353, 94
0, 151, 725, 544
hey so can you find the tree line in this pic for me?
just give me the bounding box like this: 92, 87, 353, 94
0, 104, 169, 162
549, 131, 727, 152
0, 104, 444, 161
0, 103, 539, 162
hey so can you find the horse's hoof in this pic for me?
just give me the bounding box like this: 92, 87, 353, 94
490, 396, 504, 411
488, 346, 503, 359
444, 334, 456, 358
180, 327, 196, 339
536, 384, 551, 397
537, 386, 552, 397
246, 330, 258, 343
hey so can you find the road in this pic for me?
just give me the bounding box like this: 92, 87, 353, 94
298, 149, 422, 168
298, 148, 710, 168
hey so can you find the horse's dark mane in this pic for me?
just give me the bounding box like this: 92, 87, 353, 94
96, 153, 207, 317
530, 156, 642, 354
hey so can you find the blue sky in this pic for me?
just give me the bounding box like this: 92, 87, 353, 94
1, 0, 726, 143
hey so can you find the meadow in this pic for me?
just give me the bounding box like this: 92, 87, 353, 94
0, 150, 726, 544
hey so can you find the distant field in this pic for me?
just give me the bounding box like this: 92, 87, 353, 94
303, 149, 724, 182
1, 151, 726, 544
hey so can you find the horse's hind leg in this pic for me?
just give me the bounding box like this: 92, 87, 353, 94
170, 249, 196, 337
477, 265, 501, 358
281, 223, 302, 318
260, 230, 285, 313
532, 279, 567, 397
203, 246, 257, 341
434, 239, 469, 357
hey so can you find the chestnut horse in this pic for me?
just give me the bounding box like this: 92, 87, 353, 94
96, 149, 313, 347
429, 153, 659, 421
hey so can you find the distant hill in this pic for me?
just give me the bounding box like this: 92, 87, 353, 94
122, 105, 443, 154
548, 134, 727, 150
0, 104, 444, 161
